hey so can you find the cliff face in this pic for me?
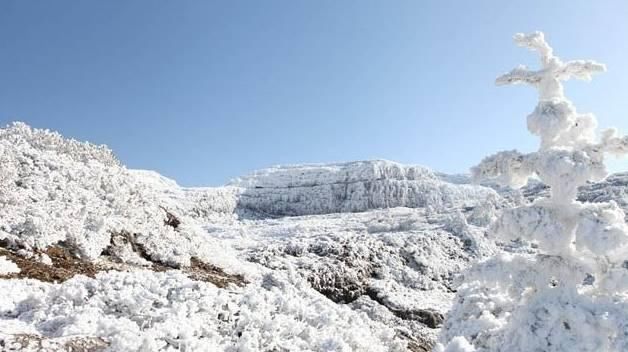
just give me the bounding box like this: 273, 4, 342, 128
230, 160, 501, 217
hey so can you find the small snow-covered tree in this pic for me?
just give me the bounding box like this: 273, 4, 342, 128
437, 32, 628, 352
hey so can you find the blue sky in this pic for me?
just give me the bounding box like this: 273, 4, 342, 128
1, 1, 627, 186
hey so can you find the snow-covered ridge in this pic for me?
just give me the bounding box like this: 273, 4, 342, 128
230, 160, 437, 188
231, 160, 501, 217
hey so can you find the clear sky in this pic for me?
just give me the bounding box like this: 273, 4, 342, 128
1, 1, 627, 186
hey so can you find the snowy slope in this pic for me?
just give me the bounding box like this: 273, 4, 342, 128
0, 123, 626, 352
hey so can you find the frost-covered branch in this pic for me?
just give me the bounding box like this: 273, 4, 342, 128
496, 32, 606, 100
557, 60, 607, 81
600, 128, 628, 156
470, 150, 535, 188
513, 32, 554, 64
495, 65, 542, 87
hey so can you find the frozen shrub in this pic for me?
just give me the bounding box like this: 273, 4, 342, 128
438, 32, 628, 352
0, 122, 228, 268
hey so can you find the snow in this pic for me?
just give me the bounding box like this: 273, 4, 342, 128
0, 271, 407, 352
0, 256, 20, 275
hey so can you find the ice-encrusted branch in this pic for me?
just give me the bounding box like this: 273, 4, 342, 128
495, 65, 542, 86
600, 128, 628, 155
557, 60, 606, 81
496, 31, 606, 100
514, 32, 554, 63
470, 150, 535, 188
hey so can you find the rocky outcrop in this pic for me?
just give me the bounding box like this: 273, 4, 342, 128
231, 160, 501, 217
579, 172, 628, 218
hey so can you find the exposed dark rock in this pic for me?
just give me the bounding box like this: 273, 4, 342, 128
407, 340, 433, 352
0, 244, 101, 283
366, 288, 444, 329
186, 257, 246, 288
0, 334, 108, 352
297, 239, 382, 303
1, 234, 245, 288
160, 206, 181, 229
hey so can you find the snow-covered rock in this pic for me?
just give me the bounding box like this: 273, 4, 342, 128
231, 160, 501, 217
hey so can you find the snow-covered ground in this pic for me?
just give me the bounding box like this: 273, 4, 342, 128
0, 122, 626, 351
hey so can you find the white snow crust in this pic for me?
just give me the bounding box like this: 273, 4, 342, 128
0, 256, 20, 275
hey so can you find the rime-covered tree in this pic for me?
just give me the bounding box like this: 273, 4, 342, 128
437, 32, 628, 352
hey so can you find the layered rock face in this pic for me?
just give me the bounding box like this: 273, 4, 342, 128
231, 161, 500, 217
579, 172, 628, 219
